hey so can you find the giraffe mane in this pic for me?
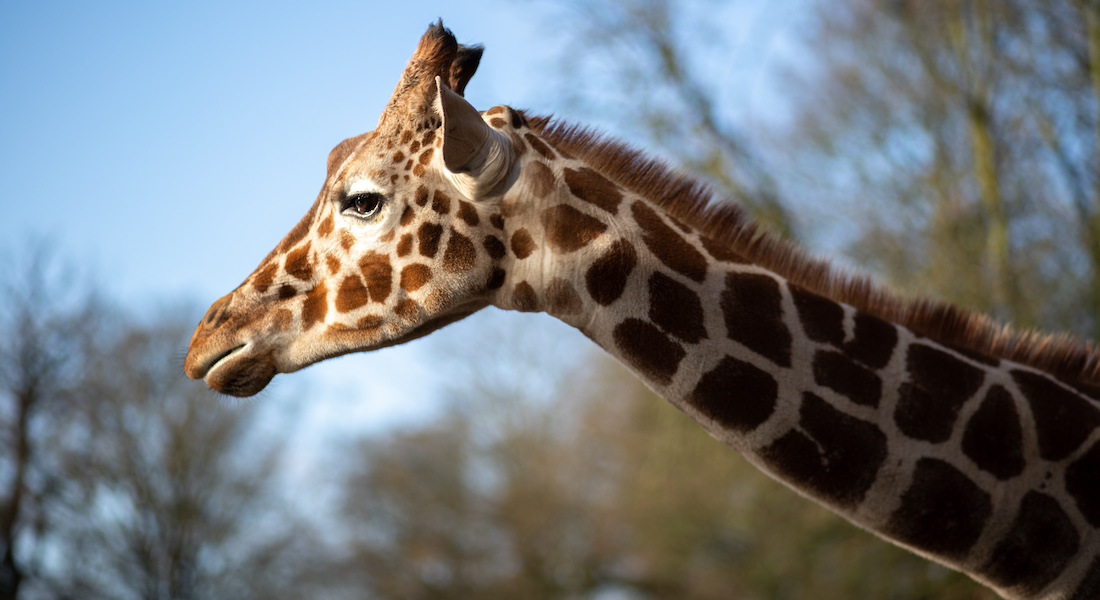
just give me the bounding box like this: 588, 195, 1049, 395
526, 114, 1100, 391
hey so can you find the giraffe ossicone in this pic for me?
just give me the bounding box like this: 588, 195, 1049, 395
185, 21, 1100, 600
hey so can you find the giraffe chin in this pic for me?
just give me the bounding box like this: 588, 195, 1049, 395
202, 346, 277, 398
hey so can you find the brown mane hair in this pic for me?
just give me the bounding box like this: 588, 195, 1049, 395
526, 114, 1100, 391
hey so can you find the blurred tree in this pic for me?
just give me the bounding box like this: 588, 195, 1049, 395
785, 0, 1100, 334
335, 316, 627, 598
0, 246, 330, 599
37, 312, 323, 600
336, 328, 997, 598
539, 0, 795, 236
0, 244, 102, 600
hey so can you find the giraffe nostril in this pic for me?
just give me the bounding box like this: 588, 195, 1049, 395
201, 295, 232, 330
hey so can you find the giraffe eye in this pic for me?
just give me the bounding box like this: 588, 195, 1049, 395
342, 192, 385, 219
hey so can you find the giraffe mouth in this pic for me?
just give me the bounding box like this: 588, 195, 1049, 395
208, 344, 248, 373
186, 341, 277, 398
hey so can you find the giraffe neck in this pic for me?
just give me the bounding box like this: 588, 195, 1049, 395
493, 130, 1100, 599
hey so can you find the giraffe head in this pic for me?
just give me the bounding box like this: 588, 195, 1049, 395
185, 23, 527, 396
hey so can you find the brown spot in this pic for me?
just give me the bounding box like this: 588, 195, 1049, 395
792, 287, 845, 347
325, 255, 341, 275
284, 242, 313, 281
301, 282, 328, 330
846, 313, 899, 369
1066, 440, 1100, 527
632, 201, 707, 282
395, 298, 419, 322
512, 281, 538, 312
648, 271, 706, 343
457, 200, 479, 226
524, 132, 555, 160
317, 214, 334, 237
273, 308, 293, 328
443, 231, 477, 274
392, 150, 405, 162
418, 222, 443, 258
542, 205, 607, 253
721, 272, 793, 368
546, 278, 582, 316
894, 344, 985, 443
405, 159, 414, 171
527, 161, 555, 198
510, 132, 528, 156
690, 355, 777, 433
486, 268, 506, 290
400, 264, 432, 292
760, 392, 887, 508
510, 109, 525, 129
251, 263, 277, 294
339, 231, 355, 250
486, 106, 505, 116
510, 229, 536, 259
419, 148, 434, 165
400, 129, 413, 144
885, 458, 991, 560
358, 252, 393, 303
613, 318, 685, 386
962, 385, 1025, 480
499, 197, 519, 218
1013, 369, 1100, 461
813, 350, 881, 407
585, 239, 637, 306
410, 140, 421, 153
490, 213, 505, 230
357, 314, 384, 329
413, 164, 426, 177
981, 492, 1079, 595
564, 167, 623, 214
432, 191, 451, 215
336, 275, 370, 312
483, 235, 506, 260
379, 230, 394, 243
490, 117, 507, 128
421, 129, 436, 147
396, 234, 413, 257
413, 187, 429, 208
277, 284, 296, 300
400, 205, 415, 226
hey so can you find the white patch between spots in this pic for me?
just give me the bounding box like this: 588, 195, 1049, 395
346, 178, 384, 197
842, 304, 857, 345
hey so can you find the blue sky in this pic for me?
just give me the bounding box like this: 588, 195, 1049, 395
0, 1, 801, 431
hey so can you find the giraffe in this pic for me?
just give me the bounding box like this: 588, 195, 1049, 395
185, 22, 1100, 599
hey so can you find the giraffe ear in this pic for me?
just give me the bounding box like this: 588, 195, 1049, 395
447, 44, 484, 97
434, 76, 516, 198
